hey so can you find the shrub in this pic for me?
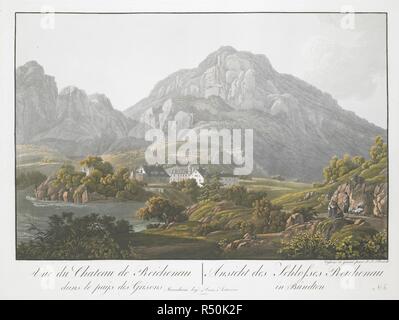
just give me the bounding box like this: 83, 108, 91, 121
51, 156, 148, 201
370, 136, 387, 163
17, 212, 135, 259
253, 197, 286, 233
198, 177, 223, 201
138, 196, 186, 224
335, 236, 364, 259
364, 230, 388, 259
335, 230, 387, 260
362, 161, 371, 170
323, 154, 361, 183
171, 179, 201, 202
240, 221, 255, 236
16, 171, 47, 189
279, 232, 336, 259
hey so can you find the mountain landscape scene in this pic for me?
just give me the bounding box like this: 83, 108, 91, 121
16, 46, 388, 260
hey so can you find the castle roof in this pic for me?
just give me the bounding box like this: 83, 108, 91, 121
137, 165, 169, 177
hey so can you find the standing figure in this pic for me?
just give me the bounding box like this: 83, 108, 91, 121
342, 192, 350, 215
328, 200, 338, 218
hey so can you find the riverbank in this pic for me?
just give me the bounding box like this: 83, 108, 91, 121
16, 189, 149, 242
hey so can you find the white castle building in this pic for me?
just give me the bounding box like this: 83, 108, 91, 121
167, 165, 206, 187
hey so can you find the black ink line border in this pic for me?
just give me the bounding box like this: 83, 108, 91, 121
14, 11, 389, 261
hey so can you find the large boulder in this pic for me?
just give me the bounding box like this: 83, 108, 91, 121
316, 218, 354, 239
286, 213, 305, 229
73, 185, 87, 204
35, 176, 64, 201
81, 189, 90, 203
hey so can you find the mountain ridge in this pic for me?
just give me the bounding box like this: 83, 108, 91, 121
16, 60, 146, 156
123, 46, 385, 181
16, 46, 386, 181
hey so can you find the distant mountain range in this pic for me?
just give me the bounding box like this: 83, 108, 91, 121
16, 61, 146, 156
16, 46, 386, 180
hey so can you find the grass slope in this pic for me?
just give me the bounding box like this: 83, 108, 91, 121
16, 144, 71, 175
273, 157, 387, 211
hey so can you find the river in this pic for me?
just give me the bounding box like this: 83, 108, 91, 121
16, 189, 152, 243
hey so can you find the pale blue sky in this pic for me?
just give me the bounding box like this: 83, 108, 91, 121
16, 13, 387, 128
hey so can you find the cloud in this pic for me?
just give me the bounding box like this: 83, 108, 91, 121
300, 14, 386, 102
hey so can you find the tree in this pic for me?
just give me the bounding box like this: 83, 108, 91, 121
16, 171, 47, 189
323, 153, 364, 183
370, 136, 387, 163
17, 213, 135, 259
352, 155, 366, 167
49, 158, 148, 201
171, 179, 201, 202
253, 197, 273, 219
246, 191, 269, 208
124, 180, 144, 196
224, 185, 249, 206
99, 167, 130, 192
79, 156, 103, 169
199, 177, 223, 201
54, 164, 84, 189
252, 197, 285, 233
138, 196, 186, 224
80, 156, 114, 175
81, 172, 101, 193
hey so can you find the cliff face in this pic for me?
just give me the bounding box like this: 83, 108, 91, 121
35, 176, 107, 204
16, 61, 58, 143
124, 46, 386, 181
17, 46, 386, 181
330, 175, 387, 217
147, 46, 275, 110
16, 61, 146, 156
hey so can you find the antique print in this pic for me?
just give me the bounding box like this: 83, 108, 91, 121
15, 13, 388, 260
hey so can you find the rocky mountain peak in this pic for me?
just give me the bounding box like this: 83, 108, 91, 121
16, 61, 58, 143
135, 46, 282, 112
16, 61, 139, 156
17, 60, 45, 77
199, 45, 273, 72
59, 85, 84, 96
89, 93, 114, 111
16, 60, 56, 89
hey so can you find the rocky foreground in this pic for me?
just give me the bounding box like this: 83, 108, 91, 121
221, 176, 387, 255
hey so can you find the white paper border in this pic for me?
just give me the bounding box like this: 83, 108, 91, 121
0, 0, 398, 300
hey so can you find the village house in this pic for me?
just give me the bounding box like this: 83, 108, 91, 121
81, 166, 93, 176
168, 165, 206, 187
131, 165, 170, 184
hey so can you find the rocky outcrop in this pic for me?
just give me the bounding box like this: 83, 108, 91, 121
303, 191, 318, 201
329, 175, 387, 217
16, 61, 58, 143
285, 213, 305, 229
35, 177, 106, 204
283, 219, 323, 239
373, 183, 388, 217
221, 215, 381, 254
